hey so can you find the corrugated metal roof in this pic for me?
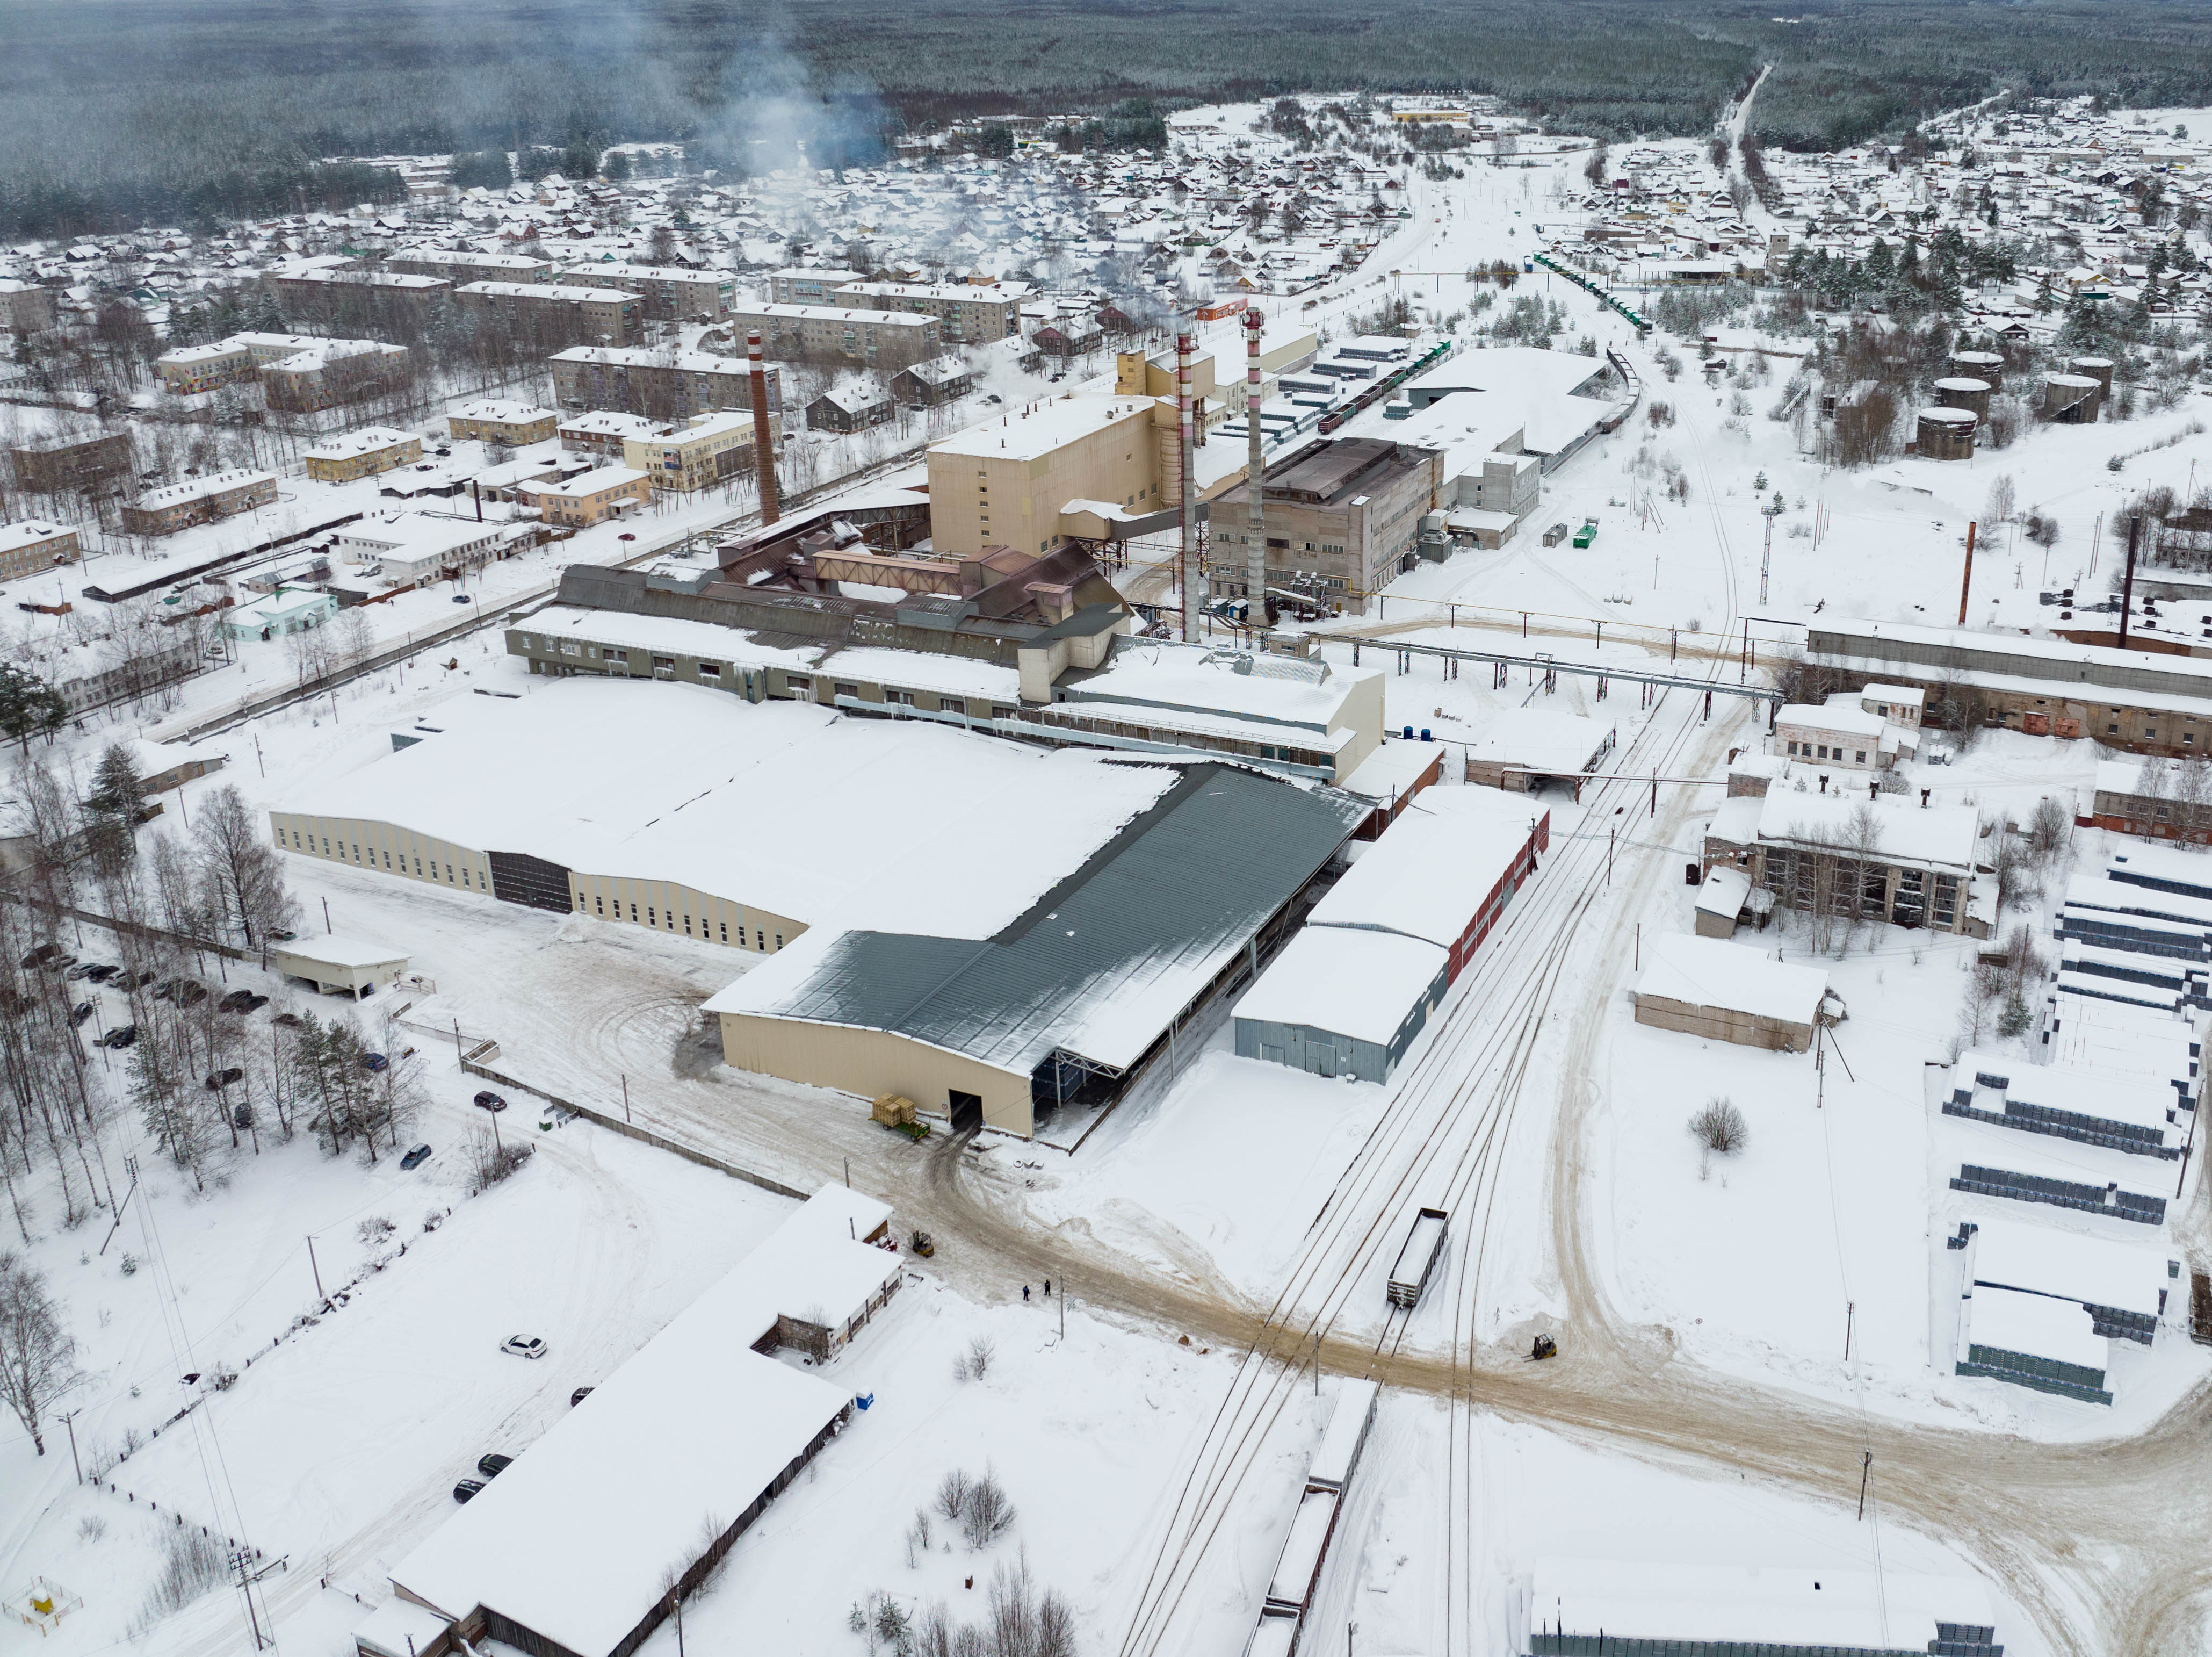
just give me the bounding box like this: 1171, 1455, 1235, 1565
751, 764, 1367, 1075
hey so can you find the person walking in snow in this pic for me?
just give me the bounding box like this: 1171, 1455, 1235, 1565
1022, 1284, 1030, 1302
1043, 1280, 1051, 1298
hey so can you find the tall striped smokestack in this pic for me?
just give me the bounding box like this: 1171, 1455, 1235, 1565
1244, 306, 1266, 630
1177, 332, 1198, 643
748, 329, 780, 527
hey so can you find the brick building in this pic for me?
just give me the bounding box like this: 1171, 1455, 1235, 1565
120, 469, 278, 535
567, 263, 735, 323
9, 431, 134, 497
0, 520, 82, 579
455, 282, 641, 348
727, 303, 941, 369
551, 347, 781, 420
304, 427, 423, 484
1208, 438, 1445, 614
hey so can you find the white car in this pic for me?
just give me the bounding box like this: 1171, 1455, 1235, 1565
500, 1335, 547, 1360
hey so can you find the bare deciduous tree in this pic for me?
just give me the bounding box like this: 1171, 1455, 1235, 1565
0, 1251, 80, 1454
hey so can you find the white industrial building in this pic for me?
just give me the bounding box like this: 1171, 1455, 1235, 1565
1631, 934, 1831, 1053
335, 514, 513, 587
1463, 707, 1616, 793
356, 1186, 900, 1657
1233, 787, 1547, 1083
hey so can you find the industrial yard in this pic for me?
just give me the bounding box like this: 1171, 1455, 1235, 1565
2, 64, 2212, 1657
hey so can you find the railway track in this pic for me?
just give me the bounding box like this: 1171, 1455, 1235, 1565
1105, 333, 1743, 1657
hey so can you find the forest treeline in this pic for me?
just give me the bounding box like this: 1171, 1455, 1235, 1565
5, 0, 2212, 237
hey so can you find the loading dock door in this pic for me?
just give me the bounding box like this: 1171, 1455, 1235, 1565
949, 1091, 984, 1134
488, 849, 575, 912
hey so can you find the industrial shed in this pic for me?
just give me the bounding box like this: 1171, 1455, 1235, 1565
359, 1187, 898, 1657
706, 763, 1370, 1137
1632, 934, 1830, 1053
1463, 708, 1615, 794
1232, 786, 1548, 1083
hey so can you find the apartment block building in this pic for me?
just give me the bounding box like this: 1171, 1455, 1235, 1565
1209, 438, 1445, 613
119, 469, 278, 536
830, 280, 1029, 342
621, 410, 776, 492
9, 431, 134, 496
0, 280, 56, 333
260, 341, 411, 413
729, 303, 941, 369
303, 427, 423, 484
550, 347, 781, 420
540, 465, 650, 528
385, 250, 556, 285
156, 339, 257, 394
0, 520, 82, 579
270, 268, 451, 326
568, 263, 736, 323
765, 268, 866, 306
454, 282, 641, 348
449, 400, 560, 446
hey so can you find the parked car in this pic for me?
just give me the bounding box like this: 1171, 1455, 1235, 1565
204, 1067, 244, 1091
39, 954, 77, 974
473, 1090, 506, 1112
476, 1453, 513, 1478
155, 978, 207, 1005
83, 963, 120, 983
452, 594, 473, 604
64, 961, 105, 981
68, 1002, 94, 1027
127, 969, 158, 989
401, 1143, 434, 1170
219, 988, 259, 1012
360, 1051, 388, 1072
569, 1386, 594, 1407
452, 1479, 486, 1504
500, 1335, 547, 1360
272, 1012, 303, 1029
18, 943, 61, 969
271, 930, 298, 942
98, 1024, 137, 1049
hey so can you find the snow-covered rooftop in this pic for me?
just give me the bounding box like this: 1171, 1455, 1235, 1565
1634, 934, 1829, 1025
1528, 1557, 1994, 1650
1233, 926, 1447, 1047
1968, 1214, 2172, 1317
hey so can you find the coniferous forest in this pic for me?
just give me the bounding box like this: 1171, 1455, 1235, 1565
4, 0, 2212, 236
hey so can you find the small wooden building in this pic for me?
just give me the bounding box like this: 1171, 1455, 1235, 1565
1632, 934, 1829, 1053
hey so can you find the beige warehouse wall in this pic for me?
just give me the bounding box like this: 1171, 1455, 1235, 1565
717, 1012, 1035, 1137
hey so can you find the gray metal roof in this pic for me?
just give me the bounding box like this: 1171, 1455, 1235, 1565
750, 763, 1368, 1075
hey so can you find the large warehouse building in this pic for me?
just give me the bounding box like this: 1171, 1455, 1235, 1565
270, 678, 1184, 960
705, 762, 1371, 1137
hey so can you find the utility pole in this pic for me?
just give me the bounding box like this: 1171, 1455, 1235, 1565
2119, 515, 2142, 648
1956, 519, 1977, 625
306, 1234, 326, 1306
321, 896, 331, 935
59, 1408, 82, 1483
1856, 1450, 1873, 1519
621, 1073, 631, 1123
1845, 1300, 1855, 1363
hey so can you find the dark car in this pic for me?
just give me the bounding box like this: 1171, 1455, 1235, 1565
476, 1453, 513, 1478
452, 1479, 486, 1504
98, 1024, 138, 1049
83, 963, 120, 983
401, 1143, 433, 1170
204, 1067, 245, 1091
18, 943, 61, 969
570, 1387, 595, 1407
272, 1012, 303, 1029
452, 594, 473, 604
68, 1002, 94, 1027
473, 1090, 506, 1112
218, 989, 257, 1013
128, 970, 158, 989
271, 930, 298, 942
361, 1051, 388, 1072
64, 961, 104, 981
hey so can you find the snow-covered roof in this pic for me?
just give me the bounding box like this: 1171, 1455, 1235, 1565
1968, 1215, 2171, 1317
1233, 926, 1447, 1046
1465, 707, 1614, 774
1634, 934, 1828, 1025
1304, 785, 1538, 950
1748, 792, 1980, 871
270, 935, 408, 971
1694, 865, 1751, 920
282, 678, 1177, 939
1528, 1557, 1994, 1650
380, 1187, 894, 1657
1965, 1283, 2108, 1371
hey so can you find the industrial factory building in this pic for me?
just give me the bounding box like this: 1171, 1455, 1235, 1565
1804, 618, 2212, 757
707, 761, 1370, 1137
1208, 437, 1446, 612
